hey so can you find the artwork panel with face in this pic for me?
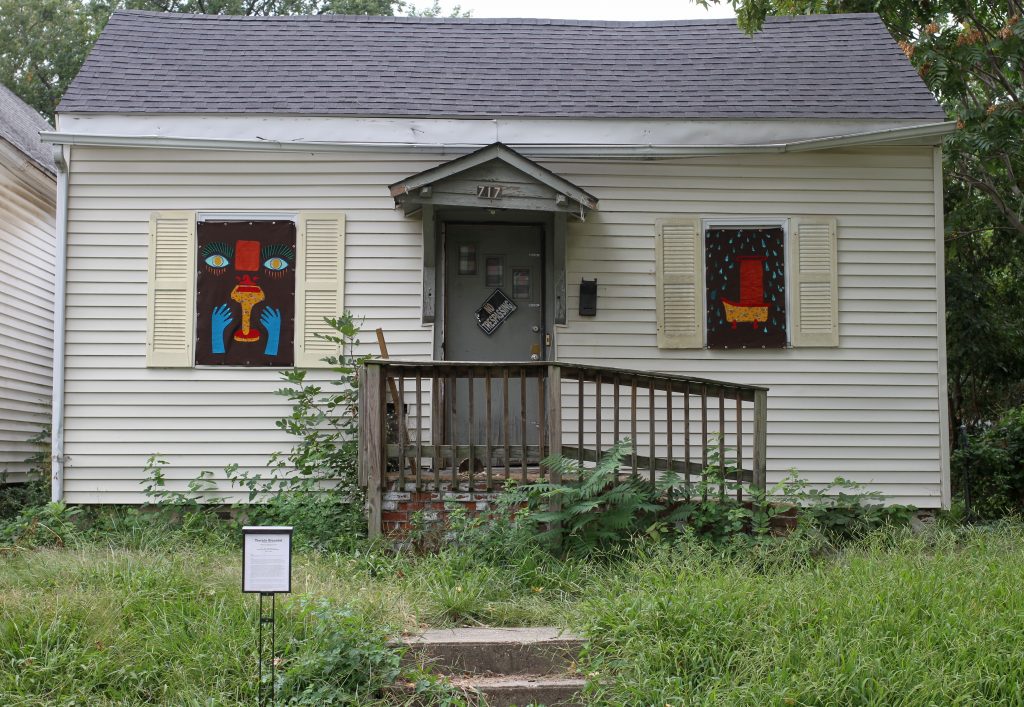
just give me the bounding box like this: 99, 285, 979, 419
705, 226, 787, 349
196, 220, 296, 366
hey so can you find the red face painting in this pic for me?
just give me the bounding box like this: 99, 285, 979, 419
195, 221, 296, 366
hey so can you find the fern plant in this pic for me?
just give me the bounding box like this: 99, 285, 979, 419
513, 439, 664, 556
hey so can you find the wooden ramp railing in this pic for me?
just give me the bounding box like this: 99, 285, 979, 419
358, 361, 768, 537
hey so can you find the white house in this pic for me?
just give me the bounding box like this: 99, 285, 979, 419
0, 84, 55, 481
46, 10, 953, 508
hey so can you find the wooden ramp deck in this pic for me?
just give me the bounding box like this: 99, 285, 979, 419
359, 361, 768, 537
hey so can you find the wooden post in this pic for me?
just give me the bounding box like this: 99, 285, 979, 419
545, 365, 563, 549
753, 389, 768, 493
362, 363, 385, 539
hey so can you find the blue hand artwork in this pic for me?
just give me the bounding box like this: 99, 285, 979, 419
260, 306, 282, 357
210, 303, 233, 354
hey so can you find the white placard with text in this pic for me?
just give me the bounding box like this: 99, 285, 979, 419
242, 526, 292, 593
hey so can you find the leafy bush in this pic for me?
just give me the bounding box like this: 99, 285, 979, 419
510, 439, 914, 557
953, 404, 1024, 519
138, 312, 370, 551
276, 599, 401, 705
0, 427, 51, 521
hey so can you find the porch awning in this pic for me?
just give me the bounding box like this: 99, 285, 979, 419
388, 142, 598, 218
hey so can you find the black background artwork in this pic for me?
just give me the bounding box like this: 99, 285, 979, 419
196, 221, 296, 366
705, 227, 787, 349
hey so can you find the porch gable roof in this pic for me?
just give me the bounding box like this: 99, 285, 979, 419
389, 142, 598, 217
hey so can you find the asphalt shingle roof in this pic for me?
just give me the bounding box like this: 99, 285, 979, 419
57, 10, 945, 121
0, 83, 54, 174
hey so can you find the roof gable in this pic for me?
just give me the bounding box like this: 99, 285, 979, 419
390, 143, 598, 216
58, 11, 945, 121
0, 84, 54, 175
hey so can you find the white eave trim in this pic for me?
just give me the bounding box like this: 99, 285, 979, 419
39, 121, 955, 158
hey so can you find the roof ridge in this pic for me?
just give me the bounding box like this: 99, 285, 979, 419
109, 8, 884, 27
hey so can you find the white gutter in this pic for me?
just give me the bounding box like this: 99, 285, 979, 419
39, 121, 956, 158
50, 144, 69, 503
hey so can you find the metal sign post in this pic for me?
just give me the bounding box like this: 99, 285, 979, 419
243, 526, 293, 706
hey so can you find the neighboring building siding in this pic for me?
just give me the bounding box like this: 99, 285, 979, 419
0, 158, 55, 480
62, 145, 944, 507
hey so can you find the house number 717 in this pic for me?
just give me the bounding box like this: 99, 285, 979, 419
476, 185, 504, 200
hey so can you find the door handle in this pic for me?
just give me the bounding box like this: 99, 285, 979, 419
530, 353, 540, 361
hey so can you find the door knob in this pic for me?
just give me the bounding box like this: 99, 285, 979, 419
530, 353, 540, 361
532, 325, 540, 332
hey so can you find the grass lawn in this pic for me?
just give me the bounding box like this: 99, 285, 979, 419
2, 518, 1024, 705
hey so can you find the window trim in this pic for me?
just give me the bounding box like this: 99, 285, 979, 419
701, 217, 791, 349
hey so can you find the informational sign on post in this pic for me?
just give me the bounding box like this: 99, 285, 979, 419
242, 526, 292, 594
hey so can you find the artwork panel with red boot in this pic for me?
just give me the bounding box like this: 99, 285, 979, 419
705, 226, 787, 349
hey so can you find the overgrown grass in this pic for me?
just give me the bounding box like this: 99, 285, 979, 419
3, 519, 1024, 704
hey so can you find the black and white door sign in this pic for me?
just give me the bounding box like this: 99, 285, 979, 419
475, 289, 518, 335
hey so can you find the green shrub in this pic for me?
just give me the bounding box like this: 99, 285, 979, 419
276, 599, 401, 705
953, 404, 1024, 519
510, 439, 914, 557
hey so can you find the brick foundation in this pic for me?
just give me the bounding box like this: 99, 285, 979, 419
380, 484, 511, 538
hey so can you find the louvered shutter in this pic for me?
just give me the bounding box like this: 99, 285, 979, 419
791, 217, 839, 347
147, 211, 196, 367
295, 212, 346, 367
656, 217, 703, 349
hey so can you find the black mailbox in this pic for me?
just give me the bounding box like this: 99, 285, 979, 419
579, 279, 597, 316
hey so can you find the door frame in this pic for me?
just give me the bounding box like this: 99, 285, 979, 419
433, 208, 557, 362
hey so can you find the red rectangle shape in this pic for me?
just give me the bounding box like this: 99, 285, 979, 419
235, 239, 260, 271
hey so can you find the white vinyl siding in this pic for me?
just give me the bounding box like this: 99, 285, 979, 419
61, 144, 945, 508
0, 158, 55, 480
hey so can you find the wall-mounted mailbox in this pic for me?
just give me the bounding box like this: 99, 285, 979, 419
579, 279, 597, 316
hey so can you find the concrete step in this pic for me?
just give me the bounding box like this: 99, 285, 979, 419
391, 675, 586, 707
400, 626, 583, 676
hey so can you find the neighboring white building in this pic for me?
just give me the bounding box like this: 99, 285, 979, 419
48, 11, 952, 507
0, 84, 55, 482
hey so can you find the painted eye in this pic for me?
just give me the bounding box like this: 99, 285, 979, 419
264, 257, 289, 271
205, 254, 230, 268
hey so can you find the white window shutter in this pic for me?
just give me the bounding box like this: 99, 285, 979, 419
147, 211, 196, 367
656, 217, 703, 349
295, 212, 346, 367
791, 217, 839, 347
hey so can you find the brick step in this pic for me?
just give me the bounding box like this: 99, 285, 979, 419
400, 627, 583, 676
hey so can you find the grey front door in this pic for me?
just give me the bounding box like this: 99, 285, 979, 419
443, 223, 544, 456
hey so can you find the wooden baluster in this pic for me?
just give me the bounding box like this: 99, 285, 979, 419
753, 389, 768, 493
503, 368, 511, 481
431, 372, 440, 492
485, 369, 493, 491
397, 374, 406, 488
613, 375, 621, 481
520, 367, 528, 482
666, 381, 674, 502
701, 384, 708, 502
631, 377, 638, 478
735, 392, 743, 502
577, 375, 584, 466
595, 374, 603, 459
718, 389, 726, 501
415, 372, 423, 491
648, 381, 656, 483
537, 372, 546, 474
684, 382, 691, 500
449, 371, 457, 485
467, 370, 475, 491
